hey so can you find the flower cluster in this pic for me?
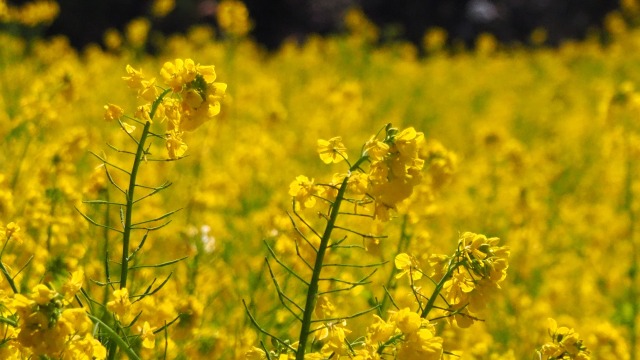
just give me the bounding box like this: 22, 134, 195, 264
537, 318, 591, 360
108, 58, 227, 159
367, 127, 425, 220
348, 308, 443, 360
434, 232, 509, 327
6, 272, 106, 359
288, 125, 425, 221
394, 232, 510, 328
6, 2, 640, 357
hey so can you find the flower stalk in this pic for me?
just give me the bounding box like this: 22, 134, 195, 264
119, 120, 150, 289
295, 156, 368, 359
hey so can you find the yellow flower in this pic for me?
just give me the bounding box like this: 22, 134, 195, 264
121, 122, 136, 134
31, 284, 57, 306
442, 267, 475, 305
125, 17, 150, 47
314, 295, 335, 319
166, 130, 188, 159
196, 64, 217, 83
346, 171, 369, 195
397, 327, 443, 360
138, 77, 159, 102
122, 65, 145, 90
157, 59, 226, 131
366, 314, 395, 343
364, 136, 389, 161
60, 308, 92, 334
160, 58, 197, 92
103, 103, 124, 122
184, 88, 204, 108
392, 307, 422, 334
151, 0, 175, 17
103, 28, 122, 51
216, 0, 253, 37
245, 347, 267, 360
107, 288, 131, 319
12, 0, 59, 26
288, 175, 319, 209
317, 137, 348, 164
318, 320, 351, 355
394, 253, 423, 281
459, 232, 510, 283
5, 222, 21, 243
543, 318, 591, 359
63, 334, 107, 360
394, 127, 424, 158
61, 270, 84, 301
5, 222, 19, 238
139, 321, 155, 349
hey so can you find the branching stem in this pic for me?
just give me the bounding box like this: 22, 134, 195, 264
295, 155, 368, 360
119, 120, 151, 290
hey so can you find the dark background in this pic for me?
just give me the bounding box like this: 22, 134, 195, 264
10, 0, 622, 50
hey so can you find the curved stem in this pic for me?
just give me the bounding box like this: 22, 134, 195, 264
119, 121, 151, 289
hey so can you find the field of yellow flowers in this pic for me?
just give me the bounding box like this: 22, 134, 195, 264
1, 0, 639, 359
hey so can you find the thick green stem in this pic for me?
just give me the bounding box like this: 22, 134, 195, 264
108, 88, 170, 359
295, 176, 348, 359
119, 121, 151, 289
295, 156, 368, 360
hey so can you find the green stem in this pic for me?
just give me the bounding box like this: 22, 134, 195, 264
119, 121, 151, 290
0, 316, 17, 327
295, 156, 368, 360
108, 88, 170, 359
88, 313, 141, 360
421, 258, 460, 318
0, 234, 18, 293
380, 214, 410, 314
45, 175, 59, 252
10, 132, 32, 192
0, 261, 18, 294
377, 333, 405, 355
624, 135, 637, 360
101, 188, 111, 319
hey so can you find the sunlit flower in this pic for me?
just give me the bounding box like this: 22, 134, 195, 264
107, 288, 131, 319
288, 175, 319, 209
395, 253, 423, 281
317, 136, 348, 164
104, 103, 124, 121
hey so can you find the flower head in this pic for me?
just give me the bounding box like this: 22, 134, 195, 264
104, 103, 124, 122
289, 175, 319, 209
107, 288, 131, 319
318, 137, 348, 164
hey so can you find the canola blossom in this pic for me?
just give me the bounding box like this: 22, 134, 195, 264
0, 0, 638, 359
